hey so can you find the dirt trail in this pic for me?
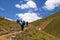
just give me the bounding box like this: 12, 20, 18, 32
38, 19, 53, 30
0, 27, 28, 40
0, 31, 21, 40
38, 19, 60, 40
0, 36, 7, 40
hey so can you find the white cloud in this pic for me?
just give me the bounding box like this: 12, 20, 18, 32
20, 4, 29, 9
16, 13, 42, 22
15, 4, 29, 9
26, 1, 37, 8
43, 0, 60, 10
15, 0, 37, 9
5, 18, 13, 21
15, 4, 21, 8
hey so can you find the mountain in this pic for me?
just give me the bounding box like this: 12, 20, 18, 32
0, 16, 60, 40
31, 11, 60, 38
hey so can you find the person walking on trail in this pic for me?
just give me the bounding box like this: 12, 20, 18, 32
16, 19, 20, 24
23, 21, 25, 26
20, 20, 25, 31
26, 21, 28, 27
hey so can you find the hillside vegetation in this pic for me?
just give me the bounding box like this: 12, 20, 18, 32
31, 12, 60, 38
0, 16, 59, 40
0, 16, 20, 35
13, 24, 59, 40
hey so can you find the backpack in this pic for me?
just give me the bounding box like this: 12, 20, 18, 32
20, 21, 23, 25
23, 21, 25, 25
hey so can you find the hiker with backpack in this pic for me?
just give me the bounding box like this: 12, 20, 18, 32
26, 21, 28, 27
16, 19, 20, 24
20, 20, 25, 31
23, 21, 25, 26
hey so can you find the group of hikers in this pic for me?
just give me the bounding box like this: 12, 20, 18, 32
16, 19, 28, 31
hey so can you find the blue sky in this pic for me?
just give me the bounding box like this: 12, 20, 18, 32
0, 0, 60, 22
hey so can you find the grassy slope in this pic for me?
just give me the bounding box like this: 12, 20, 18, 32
0, 17, 20, 35
14, 24, 58, 40
0, 19, 56, 40
43, 12, 60, 38
31, 12, 60, 38
0, 15, 60, 40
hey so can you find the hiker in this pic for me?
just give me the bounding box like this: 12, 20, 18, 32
26, 21, 28, 27
16, 19, 20, 24
23, 21, 25, 26
20, 20, 25, 31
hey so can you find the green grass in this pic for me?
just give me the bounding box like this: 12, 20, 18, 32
31, 11, 60, 38
14, 25, 58, 40
0, 18, 20, 35
31, 12, 60, 26
43, 15, 60, 38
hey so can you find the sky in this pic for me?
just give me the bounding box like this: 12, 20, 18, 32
0, 0, 60, 22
